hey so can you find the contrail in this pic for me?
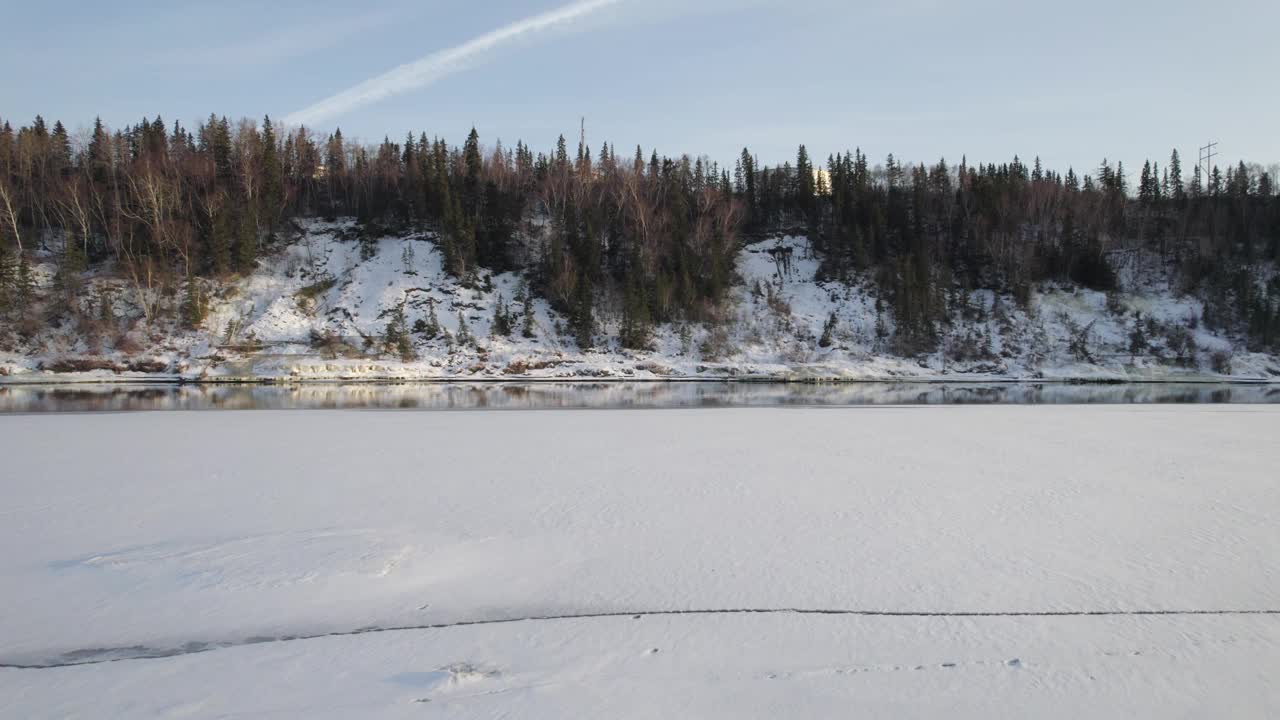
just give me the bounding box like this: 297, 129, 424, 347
284, 0, 625, 128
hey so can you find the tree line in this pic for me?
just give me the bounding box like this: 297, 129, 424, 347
1, 113, 1277, 353
735, 145, 1279, 353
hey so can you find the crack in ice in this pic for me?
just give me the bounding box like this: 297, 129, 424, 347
3, 607, 1279, 671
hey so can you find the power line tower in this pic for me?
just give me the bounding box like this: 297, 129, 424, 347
1198, 141, 1219, 187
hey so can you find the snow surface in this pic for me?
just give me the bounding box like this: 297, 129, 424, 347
2, 406, 1278, 717
2, 220, 1277, 382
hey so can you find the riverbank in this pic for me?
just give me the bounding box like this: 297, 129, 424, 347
5, 221, 1279, 387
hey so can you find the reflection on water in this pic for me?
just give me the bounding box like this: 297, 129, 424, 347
1, 381, 1278, 413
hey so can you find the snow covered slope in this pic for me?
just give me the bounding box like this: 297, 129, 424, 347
2, 220, 1277, 382
1, 406, 1278, 717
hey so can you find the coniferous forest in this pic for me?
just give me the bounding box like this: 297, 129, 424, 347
1, 113, 1278, 360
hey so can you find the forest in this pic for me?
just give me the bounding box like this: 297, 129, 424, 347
1, 113, 1278, 355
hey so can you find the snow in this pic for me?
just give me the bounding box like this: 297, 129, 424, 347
2, 406, 1279, 717
5, 613, 1277, 719
2, 220, 1278, 382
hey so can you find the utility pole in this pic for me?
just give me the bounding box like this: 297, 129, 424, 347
1199, 142, 1219, 190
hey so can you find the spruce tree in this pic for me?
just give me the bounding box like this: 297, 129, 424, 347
51, 121, 72, 172
572, 278, 593, 349
491, 293, 512, 337
182, 279, 207, 329
260, 116, 283, 234
463, 127, 483, 218
741, 148, 758, 226
620, 278, 651, 350
382, 302, 415, 361
14, 254, 33, 318
87, 116, 110, 181
819, 312, 838, 348
456, 310, 473, 346
397, 328, 415, 362
555, 135, 569, 174
521, 286, 536, 339
414, 300, 440, 339
209, 205, 234, 275
1129, 312, 1148, 359
235, 201, 257, 271
0, 243, 12, 313
795, 145, 815, 224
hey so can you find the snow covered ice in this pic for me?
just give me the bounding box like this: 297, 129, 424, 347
2, 405, 1278, 718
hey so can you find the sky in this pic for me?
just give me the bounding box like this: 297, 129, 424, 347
3, 0, 1278, 175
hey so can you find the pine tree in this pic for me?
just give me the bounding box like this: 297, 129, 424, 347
874, 298, 888, 346
260, 116, 283, 234
211, 116, 234, 182
555, 135, 569, 174
87, 116, 110, 181
382, 301, 415, 361
1139, 160, 1154, 204
491, 293, 512, 337
208, 204, 234, 275
0, 243, 12, 313
456, 310, 473, 346
1129, 312, 1148, 359
235, 202, 257, 271
572, 277, 593, 349
14, 253, 33, 318
463, 127, 483, 218
397, 328, 415, 361
1168, 149, 1184, 201
414, 300, 440, 339
62, 223, 86, 274
521, 285, 536, 338
51, 121, 72, 173
619, 278, 652, 350
819, 312, 838, 348
401, 242, 416, 273
795, 144, 815, 223
741, 149, 758, 228
182, 279, 208, 329
325, 128, 345, 174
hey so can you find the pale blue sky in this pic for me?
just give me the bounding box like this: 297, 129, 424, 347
3, 0, 1277, 173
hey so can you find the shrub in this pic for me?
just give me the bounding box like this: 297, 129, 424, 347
1210, 350, 1233, 375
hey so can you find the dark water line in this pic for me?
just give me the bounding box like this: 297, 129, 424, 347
2, 381, 1279, 413
4, 607, 1278, 670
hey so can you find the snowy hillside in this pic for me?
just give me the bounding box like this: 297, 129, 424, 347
2, 219, 1278, 382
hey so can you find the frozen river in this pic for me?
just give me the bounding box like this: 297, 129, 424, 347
1, 405, 1277, 718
